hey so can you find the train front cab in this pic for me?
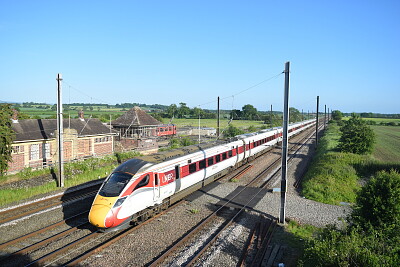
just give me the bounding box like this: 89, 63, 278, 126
89, 159, 157, 231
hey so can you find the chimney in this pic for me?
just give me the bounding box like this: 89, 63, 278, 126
78, 110, 84, 121
11, 109, 18, 123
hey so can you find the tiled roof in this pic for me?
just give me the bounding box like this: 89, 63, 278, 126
11, 118, 114, 142
112, 106, 161, 127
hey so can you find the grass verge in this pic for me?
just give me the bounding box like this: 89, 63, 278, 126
302, 121, 400, 205
0, 151, 140, 207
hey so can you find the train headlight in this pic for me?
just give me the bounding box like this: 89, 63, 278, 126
113, 196, 127, 208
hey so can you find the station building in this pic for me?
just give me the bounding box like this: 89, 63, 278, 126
8, 110, 116, 173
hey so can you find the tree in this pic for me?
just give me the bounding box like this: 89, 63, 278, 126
224, 125, 244, 137
337, 114, 375, 154
242, 104, 258, 120
331, 110, 343, 121
231, 109, 242, 120
0, 104, 15, 175
166, 104, 177, 118
289, 107, 302, 122
351, 170, 400, 238
191, 107, 204, 118
178, 102, 190, 118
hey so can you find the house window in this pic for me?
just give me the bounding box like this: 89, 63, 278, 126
13, 146, 22, 154
43, 143, 51, 159
30, 144, 39, 160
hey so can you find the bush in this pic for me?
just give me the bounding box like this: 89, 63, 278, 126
224, 125, 244, 138
351, 170, 400, 238
338, 114, 375, 154
302, 225, 399, 266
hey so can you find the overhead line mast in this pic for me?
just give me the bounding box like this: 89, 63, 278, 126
56, 73, 64, 187
279, 61, 290, 224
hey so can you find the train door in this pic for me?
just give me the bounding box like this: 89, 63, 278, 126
153, 173, 161, 203
174, 165, 181, 193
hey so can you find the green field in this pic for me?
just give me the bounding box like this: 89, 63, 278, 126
371, 126, 400, 162
18, 107, 125, 119
172, 118, 266, 129
365, 118, 400, 124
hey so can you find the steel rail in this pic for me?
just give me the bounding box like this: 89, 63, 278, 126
0, 187, 98, 225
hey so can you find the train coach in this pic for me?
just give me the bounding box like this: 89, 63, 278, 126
88, 119, 316, 231
156, 124, 176, 137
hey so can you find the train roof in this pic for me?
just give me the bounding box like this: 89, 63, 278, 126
113, 158, 150, 176
138, 140, 227, 164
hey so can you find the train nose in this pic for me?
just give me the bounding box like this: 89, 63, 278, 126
88, 195, 118, 228
89, 204, 115, 228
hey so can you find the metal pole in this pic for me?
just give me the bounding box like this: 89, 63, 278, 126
324, 104, 327, 130
279, 61, 290, 224
217, 96, 220, 138
270, 104, 273, 127
198, 112, 201, 144
328, 108, 330, 121
56, 73, 64, 187
315, 96, 319, 148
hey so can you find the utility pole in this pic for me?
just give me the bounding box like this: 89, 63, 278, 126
315, 96, 319, 148
324, 104, 327, 130
56, 73, 64, 187
217, 96, 220, 138
328, 108, 330, 121
270, 104, 273, 127
279, 61, 290, 224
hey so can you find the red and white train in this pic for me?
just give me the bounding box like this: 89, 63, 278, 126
156, 124, 176, 137
89, 119, 316, 231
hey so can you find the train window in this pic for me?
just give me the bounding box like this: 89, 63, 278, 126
208, 157, 214, 166
135, 175, 150, 190
189, 163, 197, 174
99, 172, 133, 197
228, 150, 233, 157
155, 173, 158, 186
199, 159, 206, 169
216, 154, 221, 163
222, 153, 227, 160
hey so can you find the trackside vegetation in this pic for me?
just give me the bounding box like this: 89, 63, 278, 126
0, 151, 141, 206
295, 115, 400, 266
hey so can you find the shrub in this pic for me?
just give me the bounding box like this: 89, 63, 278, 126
351, 170, 400, 238
338, 114, 375, 154
224, 125, 244, 138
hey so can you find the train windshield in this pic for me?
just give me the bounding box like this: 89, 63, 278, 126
99, 172, 133, 197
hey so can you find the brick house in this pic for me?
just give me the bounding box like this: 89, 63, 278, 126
8, 112, 116, 173
112, 106, 160, 153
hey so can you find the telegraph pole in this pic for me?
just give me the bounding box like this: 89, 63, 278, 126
217, 96, 220, 138
324, 104, 327, 130
315, 96, 319, 148
56, 73, 64, 187
279, 61, 290, 224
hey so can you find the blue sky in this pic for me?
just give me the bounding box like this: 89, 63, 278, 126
0, 0, 399, 114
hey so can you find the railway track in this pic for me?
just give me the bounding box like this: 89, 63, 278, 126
0, 180, 102, 226
146, 125, 318, 266
0, 122, 323, 266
